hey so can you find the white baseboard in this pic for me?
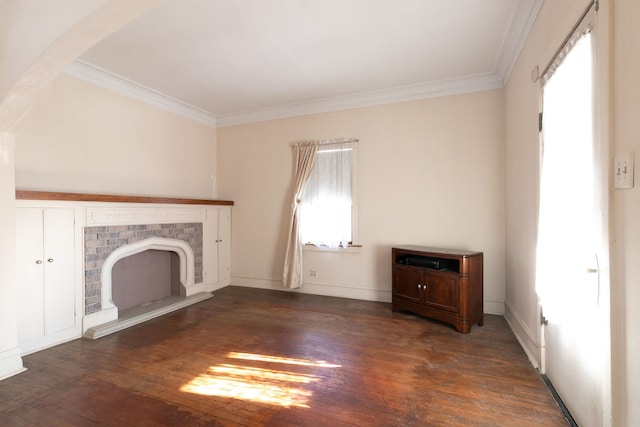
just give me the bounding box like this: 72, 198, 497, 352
231, 275, 503, 314
484, 300, 505, 315
0, 346, 26, 381
18, 327, 81, 356
203, 279, 231, 293
83, 306, 118, 333
504, 302, 540, 368
231, 274, 392, 302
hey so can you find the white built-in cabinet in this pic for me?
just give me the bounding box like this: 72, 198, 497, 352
15, 193, 233, 351
204, 206, 231, 287
16, 207, 81, 355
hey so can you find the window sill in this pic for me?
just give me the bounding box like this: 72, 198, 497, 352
303, 244, 361, 253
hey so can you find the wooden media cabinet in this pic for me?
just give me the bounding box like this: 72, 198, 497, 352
391, 246, 483, 333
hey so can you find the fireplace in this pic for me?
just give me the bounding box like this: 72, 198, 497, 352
15, 191, 233, 345
83, 223, 212, 338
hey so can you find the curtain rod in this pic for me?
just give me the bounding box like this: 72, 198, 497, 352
292, 137, 359, 147
539, 0, 595, 82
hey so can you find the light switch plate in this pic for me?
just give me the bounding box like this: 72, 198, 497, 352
615, 152, 634, 189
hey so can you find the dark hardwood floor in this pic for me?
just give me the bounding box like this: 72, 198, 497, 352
0, 286, 567, 426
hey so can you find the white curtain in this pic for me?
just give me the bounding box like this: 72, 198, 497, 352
282, 142, 318, 288
536, 31, 594, 322
299, 140, 353, 248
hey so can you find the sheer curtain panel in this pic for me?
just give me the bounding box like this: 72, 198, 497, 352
299, 140, 353, 248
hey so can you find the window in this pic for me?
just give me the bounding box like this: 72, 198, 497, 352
299, 139, 357, 248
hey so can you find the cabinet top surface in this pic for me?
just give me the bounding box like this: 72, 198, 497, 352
16, 190, 234, 206
392, 245, 482, 257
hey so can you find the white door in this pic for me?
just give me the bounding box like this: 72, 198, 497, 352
536, 6, 609, 427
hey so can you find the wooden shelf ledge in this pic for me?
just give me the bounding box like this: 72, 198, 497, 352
15, 190, 234, 206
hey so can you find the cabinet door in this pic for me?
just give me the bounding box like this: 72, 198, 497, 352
16, 208, 46, 343
218, 208, 231, 284
16, 208, 76, 342
204, 207, 232, 287
424, 273, 459, 312
393, 266, 421, 304
43, 209, 76, 334
204, 208, 220, 284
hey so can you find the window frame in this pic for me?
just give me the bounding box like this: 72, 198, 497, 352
302, 140, 359, 252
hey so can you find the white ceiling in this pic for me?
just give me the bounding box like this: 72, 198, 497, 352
71, 0, 542, 126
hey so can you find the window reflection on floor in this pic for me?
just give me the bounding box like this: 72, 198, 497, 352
180, 353, 341, 408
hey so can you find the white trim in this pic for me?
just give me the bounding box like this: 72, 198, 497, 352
85, 205, 206, 226
504, 302, 541, 369
483, 300, 505, 315
83, 305, 118, 332
0, 347, 26, 381
231, 274, 392, 303
83, 292, 212, 339
100, 237, 196, 316
65, 60, 217, 128
84, 237, 197, 332
65, 59, 504, 128
495, 0, 544, 84
217, 73, 504, 127
232, 274, 503, 314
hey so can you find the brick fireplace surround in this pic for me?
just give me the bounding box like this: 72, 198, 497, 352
84, 222, 203, 314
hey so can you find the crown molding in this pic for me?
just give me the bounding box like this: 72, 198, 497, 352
495, 0, 544, 85
64, 60, 217, 128
65, 61, 506, 129
216, 73, 504, 127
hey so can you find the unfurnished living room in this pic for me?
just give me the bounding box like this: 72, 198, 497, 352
0, 1, 638, 426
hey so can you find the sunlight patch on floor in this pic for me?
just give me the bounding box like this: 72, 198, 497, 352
227, 352, 342, 368
180, 353, 341, 408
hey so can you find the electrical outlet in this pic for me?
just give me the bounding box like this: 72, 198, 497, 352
309, 270, 317, 277
615, 152, 634, 189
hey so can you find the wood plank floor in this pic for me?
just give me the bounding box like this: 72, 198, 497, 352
0, 286, 568, 426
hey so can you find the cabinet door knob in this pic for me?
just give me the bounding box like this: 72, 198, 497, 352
35, 260, 43, 264
47, 258, 54, 263
417, 284, 422, 289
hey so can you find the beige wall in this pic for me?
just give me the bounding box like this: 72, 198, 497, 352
614, 0, 640, 424
15, 75, 217, 199
218, 90, 506, 311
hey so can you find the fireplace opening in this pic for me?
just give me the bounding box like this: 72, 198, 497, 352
112, 249, 182, 312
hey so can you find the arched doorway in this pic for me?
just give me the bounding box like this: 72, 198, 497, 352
0, 0, 163, 380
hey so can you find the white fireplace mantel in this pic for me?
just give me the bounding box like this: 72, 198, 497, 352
16, 190, 233, 342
